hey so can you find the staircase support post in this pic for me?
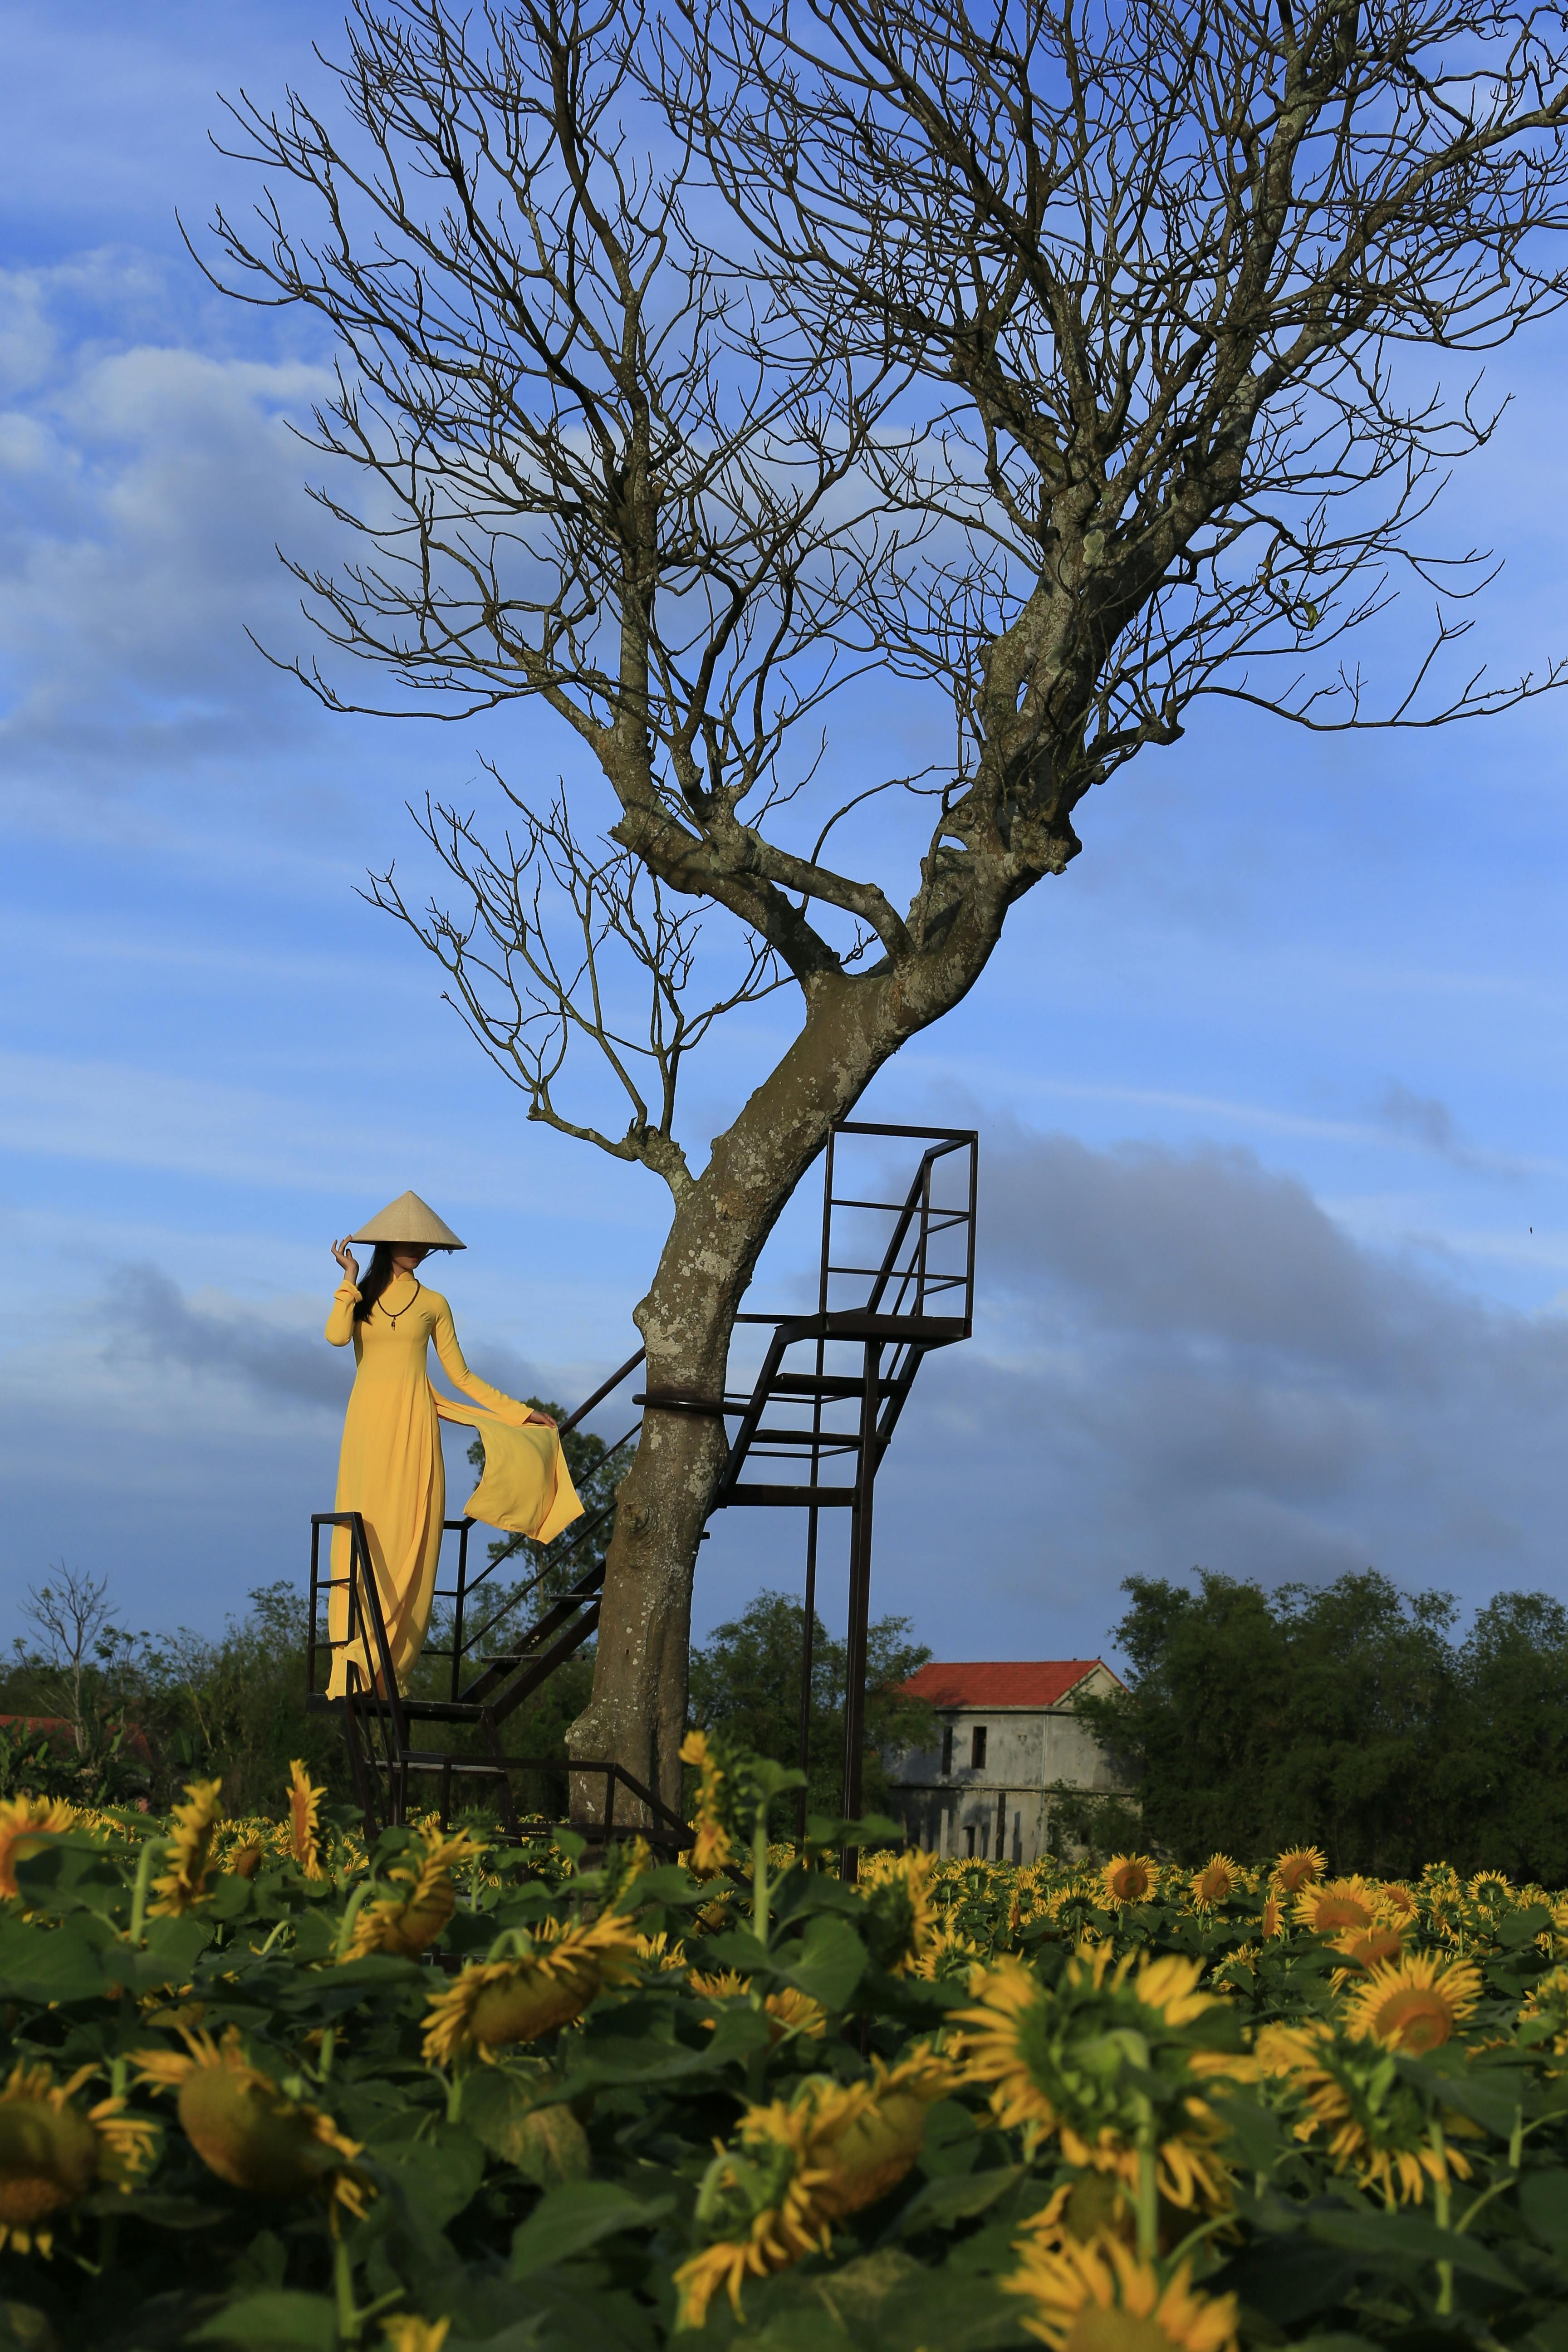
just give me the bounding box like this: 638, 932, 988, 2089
840, 1333, 881, 1882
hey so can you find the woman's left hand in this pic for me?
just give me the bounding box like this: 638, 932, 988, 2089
526, 1411, 556, 1428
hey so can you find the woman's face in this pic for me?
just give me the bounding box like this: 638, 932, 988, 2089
389, 1244, 430, 1275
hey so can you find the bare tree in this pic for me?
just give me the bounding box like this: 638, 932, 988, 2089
201, 0, 1568, 1816
19, 1568, 124, 1755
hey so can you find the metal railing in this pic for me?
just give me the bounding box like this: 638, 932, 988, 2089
308, 1119, 977, 1847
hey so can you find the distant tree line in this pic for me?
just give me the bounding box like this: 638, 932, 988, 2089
0, 1515, 929, 1830
1075, 1570, 1568, 1882
17, 1534, 1556, 1879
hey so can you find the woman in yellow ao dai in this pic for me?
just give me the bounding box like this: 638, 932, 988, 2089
324, 1191, 583, 1699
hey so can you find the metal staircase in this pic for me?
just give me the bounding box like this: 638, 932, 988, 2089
307, 1121, 977, 1843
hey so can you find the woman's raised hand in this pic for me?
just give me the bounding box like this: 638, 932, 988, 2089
332, 1238, 360, 1284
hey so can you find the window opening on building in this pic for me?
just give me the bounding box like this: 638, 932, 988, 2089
970, 1725, 987, 1770
964, 1823, 976, 1857
941, 1725, 953, 1776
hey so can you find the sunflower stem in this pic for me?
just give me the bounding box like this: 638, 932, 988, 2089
1136, 2134, 1158, 2258
334, 1880, 375, 1963
753, 1810, 771, 1952
1455, 2170, 1516, 2234
1429, 2118, 1453, 2314
126, 1838, 168, 1948
333, 2234, 360, 2342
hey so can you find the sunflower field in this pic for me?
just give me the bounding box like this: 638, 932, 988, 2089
5, 1743, 1568, 2352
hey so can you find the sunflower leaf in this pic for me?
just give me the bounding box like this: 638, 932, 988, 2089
773, 1913, 867, 2009
188, 2291, 338, 2349
892, 2163, 1024, 2238
1308, 2206, 1520, 2287
509, 2181, 674, 2278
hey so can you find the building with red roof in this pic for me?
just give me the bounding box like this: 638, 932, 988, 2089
888, 1657, 1132, 1864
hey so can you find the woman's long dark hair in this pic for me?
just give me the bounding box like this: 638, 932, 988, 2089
352, 1243, 451, 1323
352, 1245, 400, 1324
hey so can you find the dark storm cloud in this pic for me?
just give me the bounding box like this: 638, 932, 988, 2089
866, 1128, 1568, 1654
980, 1126, 1442, 1372
98, 1263, 551, 1417
103, 1264, 350, 1408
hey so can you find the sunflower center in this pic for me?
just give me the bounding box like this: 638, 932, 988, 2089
1370, 1989, 1454, 2053
0, 2101, 100, 2219
1066, 2307, 1177, 2352
1313, 1896, 1373, 1931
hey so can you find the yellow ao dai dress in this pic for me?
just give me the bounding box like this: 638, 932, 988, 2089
324, 1274, 582, 1697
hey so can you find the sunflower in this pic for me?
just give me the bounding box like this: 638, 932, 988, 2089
287, 1760, 325, 1879
634, 1929, 687, 1973
678, 1730, 733, 1875
421, 1911, 640, 2065
1211, 1946, 1260, 1996
908, 1916, 985, 1981
860, 1848, 941, 1975
1255, 2021, 1476, 2205
149, 1780, 225, 1916
1519, 1965, 1568, 2054
1018, 2171, 1135, 2253
1375, 1882, 1417, 1920
1271, 1847, 1327, 1897
1102, 1855, 1156, 1907
687, 1967, 749, 2000
687, 1970, 828, 2042
1466, 1869, 1515, 1910
1259, 1895, 1284, 1940
1189, 1857, 1240, 1911
1343, 1953, 1481, 2054
0, 2061, 154, 2256
1292, 1876, 1379, 1937
1330, 1925, 1405, 1981
346, 1832, 480, 1960
135, 2027, 368, 2217
1005, 2232, 1240, 2352
673, 2049, 956, 2325
381, 2321, 449, 2352
955, 1948, 1244, 2209
0, 1796, 77, 1902
762, 1985, 828, 2039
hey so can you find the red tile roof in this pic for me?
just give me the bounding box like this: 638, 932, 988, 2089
899, 1660, 1119, 1709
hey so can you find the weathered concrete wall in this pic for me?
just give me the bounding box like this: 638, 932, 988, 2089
887, 1666, 1133, 1864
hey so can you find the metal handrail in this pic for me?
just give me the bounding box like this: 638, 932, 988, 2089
313, 1120, 978, 1847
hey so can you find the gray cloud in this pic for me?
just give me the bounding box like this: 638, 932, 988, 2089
854, 1127, 1568, 1657
96, 1262, 552, 1418
980, 1126, 1447, 1374
1376, 1079, 1461, 1156
1371, 1078, 1523, 1179
101, 1264, 350, 1408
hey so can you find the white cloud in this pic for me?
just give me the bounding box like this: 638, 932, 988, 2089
0, 252, 340, 793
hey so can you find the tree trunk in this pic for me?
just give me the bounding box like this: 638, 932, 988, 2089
567, 916, 1014, 1821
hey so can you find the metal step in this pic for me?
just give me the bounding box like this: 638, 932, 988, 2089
311, 1118, 978, 1847
715, 1482, 858, 1508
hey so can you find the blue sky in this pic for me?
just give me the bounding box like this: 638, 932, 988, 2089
3, 0, 1567, 1672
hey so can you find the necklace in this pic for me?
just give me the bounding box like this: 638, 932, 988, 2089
378, 1276, 422, 1329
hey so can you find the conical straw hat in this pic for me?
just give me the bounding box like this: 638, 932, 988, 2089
349, 1190, 466, 1249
